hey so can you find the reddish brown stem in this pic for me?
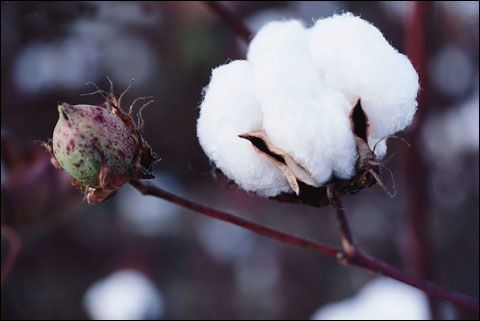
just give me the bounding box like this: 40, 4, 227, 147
327, 186, 356, 256
130, 179, 338, 257
404, 2, 438, 317
204, 1, 252, 43
335, 203, 356, 256
130, 180, 479, 312
404, 1, 429, 274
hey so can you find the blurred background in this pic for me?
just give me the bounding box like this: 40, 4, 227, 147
1, 1, 478, 319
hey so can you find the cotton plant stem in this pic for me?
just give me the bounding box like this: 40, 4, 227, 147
327, 183, 356, 256
130, 179, 338, 257
332, 199, 356, 257
130, 180, 479, 312
204, 1, 252, 42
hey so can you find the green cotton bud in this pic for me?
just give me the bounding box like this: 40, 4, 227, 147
52, 103, 136, 188
42, 84, 158, 204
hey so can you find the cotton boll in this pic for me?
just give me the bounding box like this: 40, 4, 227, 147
309, 13, 419, 157
197, 60, 291, 197
248, 20, 357, 184
198, 14, 417, 198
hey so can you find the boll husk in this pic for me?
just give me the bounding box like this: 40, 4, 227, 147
197, 13, 419, 206
53, 103, 136, 187
43, 86, 158, 204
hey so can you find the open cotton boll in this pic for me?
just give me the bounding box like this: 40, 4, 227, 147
248, 20, 357, 184
309, 13, 419, 158
197, 60, 291, 197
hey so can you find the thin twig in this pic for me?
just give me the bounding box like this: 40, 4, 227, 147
327, 184, 356, 256
130, 179, 338, 257
204, 1, 252, 43
130, 179, 479, 312
333, 199, 356, 257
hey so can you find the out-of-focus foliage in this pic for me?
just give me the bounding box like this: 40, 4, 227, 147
1, 2, 478, 320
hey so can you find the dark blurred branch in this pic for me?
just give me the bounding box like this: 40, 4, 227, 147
204, 1, 252, 42
404, 1, 428, 273
404, 1, 437, 317
130, 179, 479, 312
1, 226, 22, 286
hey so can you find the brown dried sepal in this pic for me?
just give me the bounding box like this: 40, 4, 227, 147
38, 140, 62, 169
239, 100, 384, 208
86, 187, 117, 204
70, 178, 115, 204
239, 130, 319, 195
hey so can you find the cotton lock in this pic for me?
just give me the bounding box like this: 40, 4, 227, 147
197, 13, 419, 198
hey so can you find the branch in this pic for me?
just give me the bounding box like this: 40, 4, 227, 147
204, 1, 252, 43
327, 184, 356, 257
130, 180, 479, 312
130, 179, 338, 257
404, 2, 437, 317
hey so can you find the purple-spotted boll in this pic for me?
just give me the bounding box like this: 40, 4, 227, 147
53, 103, 136, 187
44, 88, 158, 204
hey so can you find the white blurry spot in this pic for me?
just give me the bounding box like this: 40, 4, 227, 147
83, 269, 165, 320
310, 277, 430, 320
196, 217, 256, 265
422, 88, 479, 162
116, 172, 183, 237
14, 39, 99, 94
430, 45, 473, 97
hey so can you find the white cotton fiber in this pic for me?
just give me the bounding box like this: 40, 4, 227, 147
197, 13, 419, 197
197, 60, 291, 197
309, 13, 419, 157
247, 20, 357, 184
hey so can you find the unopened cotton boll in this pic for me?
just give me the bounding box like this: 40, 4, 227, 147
197, 60, 291, 197
309, 13, 419, 157
248, 20, 357, 184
